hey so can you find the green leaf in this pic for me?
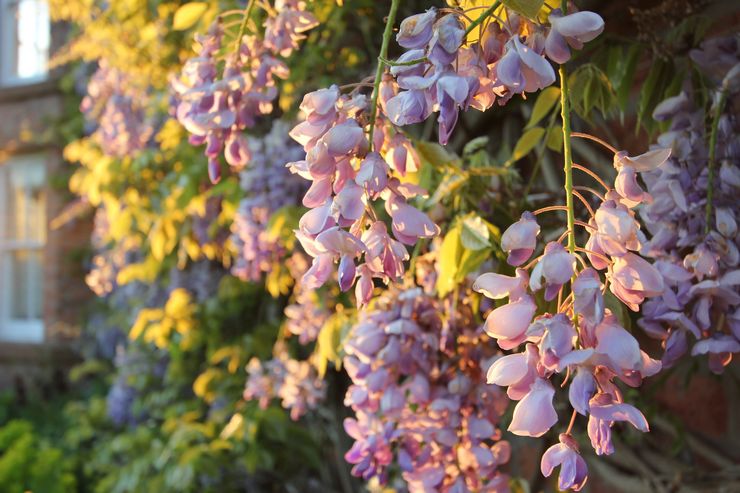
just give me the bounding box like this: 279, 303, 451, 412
508, 127, 545, 165
568, 64, 616, 120
502, 0, 545, 20
436, 224, 463, 297
463, 136, 489, 156
546, 126, 563, 152
173, 2, 209, 31
526, 87, 560, 128
636, 58, 669, 133
265, 206, 302, 248
428, 172, 467, 205
415, 140, 458, 170
460, 214, 490, 251
315, 312, 347, 377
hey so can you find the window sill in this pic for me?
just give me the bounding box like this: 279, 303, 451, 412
0, 340, 79, 366
0, 77, 61, 104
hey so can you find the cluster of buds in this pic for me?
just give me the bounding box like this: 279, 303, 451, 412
342, 288, 511, 491
289, 86, 439, 305
476, 143, 671, 490
638, 36, 740, 373
231, 121, 306, 282
243, 341, 325, 421
172, 2, 318, 183
81, 61, 153, 157
384, 6, 604, 144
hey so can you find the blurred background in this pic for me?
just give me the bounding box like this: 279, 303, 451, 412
0, 0, 738, 492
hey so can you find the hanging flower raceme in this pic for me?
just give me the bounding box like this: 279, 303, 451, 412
172, 3, 318, 183
231, 121, 306, 282
639, 36, 740, 373
476, 133, 670, 489
243, 341, 326, 421
342, 287, 511, 491
81, 61, 153, 157
289, 86, 438, 304
384, 6, 603, 144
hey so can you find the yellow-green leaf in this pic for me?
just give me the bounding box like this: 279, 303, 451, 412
436, 224, 463, 297
460, 214, 490, 251
508, 127, 545, 165
526, 87, 560, 129
502, 0, 545, 20
173, 2, 208, 31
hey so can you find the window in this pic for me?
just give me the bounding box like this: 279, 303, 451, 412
0, 154, 46, 343
0, 0, 50, 86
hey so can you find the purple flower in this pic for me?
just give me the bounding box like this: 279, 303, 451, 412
545, 9, 604, 64
609, 252, 664, 311
496, 37, 556, 94
396, 9, 436, 49
501, 211, 540, 266
530, 242, 577, 301
509, 377, 558, 437
541, 434, 589, 491
483, 295, 537, 350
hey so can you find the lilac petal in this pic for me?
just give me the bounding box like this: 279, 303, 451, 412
302, 177, 333, 208
322, 120, 364, 156
315, 227, 366, 256
303, 253, 334, 289
338, 255, 356, 292
332, 179, 365, 221
590, 401, 649, 432
551, 10, 604, 42
484, 295, 537, 347
473, 270, 527, 300
569, 368, 596, 415
299, 200, 334, 235
386, 90, 431, 126
614, 148, 672, 173
501, 211, 540, 266
396, 9, 436, 49
486, 353, 529, 386
508, 378, 558, 437
595, 317, 642, 372
545, 29, 571, 64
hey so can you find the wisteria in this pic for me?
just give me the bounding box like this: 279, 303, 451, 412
476, 140, 672, 488
231, 121, 306, 282
172, 2, 317, 183
81, 61, 153, 157
342, 287, 511, 491
289, 87, 438, 303
384, 6, 603, 144
243, 342, 326, 420
638, 36, 740, 373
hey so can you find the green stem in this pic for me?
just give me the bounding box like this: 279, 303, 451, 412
559, 67, 576, 256
367, 0, 401, 152
464, 1, 501, 36
379, 55, 428, 67
704, 89, 728, 234
233, 0, 257, 54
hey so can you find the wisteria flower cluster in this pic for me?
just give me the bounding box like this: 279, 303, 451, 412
172, 2, 318, 183
384, 6, 604, 144
243, 342, 326, 421
342, 287, 511, 491
231, 121, 306, 282
476, 143, 672, 490
289, 86, 439, 304
81, 61, 153, 157
281, 253, 332, 344
639, 36, 740, 373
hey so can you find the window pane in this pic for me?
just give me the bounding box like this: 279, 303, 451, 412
14, 0, 50, 80
2, 157, 46, 242
5, 249, 42, 320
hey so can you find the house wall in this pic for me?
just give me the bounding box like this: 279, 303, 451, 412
0, 30, 91, 391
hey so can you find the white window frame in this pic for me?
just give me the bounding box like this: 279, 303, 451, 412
0, 0, 50, 87
0, 154, 46, 343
